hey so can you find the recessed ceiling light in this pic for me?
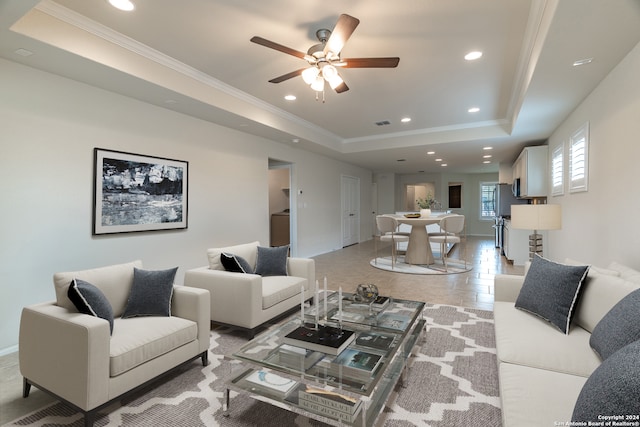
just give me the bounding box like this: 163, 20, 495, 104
292, 138, 300, 143
284, 95, 296, 101
483, 146, 493, 150
108, 0, 135, 11
435, 158, 443, 162
441, 163, 448, 167
427, 151, 435, 155
483, 160, 491, 164
465, 51, 483, 61
468, 107, 480, 113
401, 117, 411, 123
573, 57, 593, 67
483, 155, 492, 158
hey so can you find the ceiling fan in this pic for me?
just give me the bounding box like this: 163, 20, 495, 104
250, 14, 400, 95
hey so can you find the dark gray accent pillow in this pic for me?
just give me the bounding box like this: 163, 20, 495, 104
515, 254, 589, 334
122, 267, 177, 318
67, 279, 115, 334
254, 245, 289, 277
572, 339, 640, 423
220, 252, 254, 274
590, 288, 640, 360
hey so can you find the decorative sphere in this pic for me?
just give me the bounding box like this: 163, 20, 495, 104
355, 284, 379, 303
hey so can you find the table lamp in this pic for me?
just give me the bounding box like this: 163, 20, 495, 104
511, 204, 562, 260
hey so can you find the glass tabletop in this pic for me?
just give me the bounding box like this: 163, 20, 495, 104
230, 293, 425, 395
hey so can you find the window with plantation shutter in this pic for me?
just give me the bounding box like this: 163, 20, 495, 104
551, 143, 564, 196
569, 122, 589, 193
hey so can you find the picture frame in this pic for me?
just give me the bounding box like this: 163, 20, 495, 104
93, 148, 188, 235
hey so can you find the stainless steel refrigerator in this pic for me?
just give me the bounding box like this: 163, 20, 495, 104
495, 183, 527, 218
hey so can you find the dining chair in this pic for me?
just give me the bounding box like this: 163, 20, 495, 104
375, 215, 410, 269
428, 214, 466, 271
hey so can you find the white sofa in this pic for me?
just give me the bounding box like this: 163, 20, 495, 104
19, 260, 211, 427
494, 259, 640, 427
184, 241, 315, 337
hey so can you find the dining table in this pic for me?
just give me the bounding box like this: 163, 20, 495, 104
395, 215, 444, 265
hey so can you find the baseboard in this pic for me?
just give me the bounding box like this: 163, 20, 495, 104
0, 344, 18, 357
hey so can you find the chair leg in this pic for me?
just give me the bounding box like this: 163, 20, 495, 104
374, 235, 378, 265
23, 378, 31, 398
441, 242, 448, 272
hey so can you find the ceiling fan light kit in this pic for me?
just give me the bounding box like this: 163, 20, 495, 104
251, 14, 400, 102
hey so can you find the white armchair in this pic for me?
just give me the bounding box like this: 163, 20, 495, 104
19, 261, 210, 427
184, 241, 315, 337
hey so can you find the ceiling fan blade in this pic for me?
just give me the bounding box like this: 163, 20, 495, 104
334, 81, 350, 93
341, 57, 400, 68
268, 68, 307, 83
324, 14, 360, 55
250, 36, 307, 59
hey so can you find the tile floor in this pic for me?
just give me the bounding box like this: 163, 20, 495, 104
0, 236, 523, 424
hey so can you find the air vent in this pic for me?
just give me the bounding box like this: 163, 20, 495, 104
375, 120, 391, 126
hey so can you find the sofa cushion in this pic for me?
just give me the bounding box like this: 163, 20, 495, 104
54, 260, 142, 317
220, 252, 254, 274
499, 362, 587, 427
262, 275, 306, 309
255, 245, 289, 277
110, 316, 197, 377
494, 301, 601, 377
122, 267, 177, 318
573, 271, 638, 333
67, 279, 115, 334
515, 255, 589, 334
608, 261, 640, 284
572, 339, 640, 423
207, 241, 259, 271
590, 288, 640, 360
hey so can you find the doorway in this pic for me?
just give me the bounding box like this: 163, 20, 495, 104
268, 160, 295, 253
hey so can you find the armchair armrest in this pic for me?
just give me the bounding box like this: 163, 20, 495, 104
287, 257, 315, 289
19, 302, 110, 411
494, 274, 525, 303
184, 267, 263, 328
171, 286, 210, 353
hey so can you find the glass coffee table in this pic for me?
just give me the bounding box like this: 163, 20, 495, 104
224, 292, 426, 426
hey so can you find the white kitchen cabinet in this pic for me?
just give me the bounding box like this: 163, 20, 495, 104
504, 219, 547, 266
513, 146, 548, 198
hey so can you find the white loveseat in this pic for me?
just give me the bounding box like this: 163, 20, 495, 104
19, 260, 211, 427
494, 259, 640, 426
184, 241, 315, 337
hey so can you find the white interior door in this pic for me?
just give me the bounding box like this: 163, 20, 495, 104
341, 175, 360, 247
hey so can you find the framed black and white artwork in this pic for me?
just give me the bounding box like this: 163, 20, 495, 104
93, 148, 188, 235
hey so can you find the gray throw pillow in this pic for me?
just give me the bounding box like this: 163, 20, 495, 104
572, 339, 640, 423
67, 279, 115, 334
254, 245, 289, 276
122, 267, 177, 318
590, 288, 640, 360
220, 252, 254, 274
515, 254, 589, 334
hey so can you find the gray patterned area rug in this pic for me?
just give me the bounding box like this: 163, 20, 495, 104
4, 304, 501, 427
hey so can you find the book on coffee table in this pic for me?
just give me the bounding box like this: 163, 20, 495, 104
277, 344, 325, 371
297, 384, 362, 414
355, 331, 396, 352
243, 370, 298, 397
283, 324, 355, 355
328, 348, 383, 381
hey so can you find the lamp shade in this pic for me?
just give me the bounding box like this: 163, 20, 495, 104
511, 204, 562, 231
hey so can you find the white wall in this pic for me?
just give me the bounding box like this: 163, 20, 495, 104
546, 40, 640, 268
0, 59, 372, 353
